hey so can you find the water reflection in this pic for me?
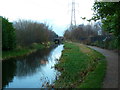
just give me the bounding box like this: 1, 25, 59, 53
2, 44, 64, 88
2, 58, 17, 88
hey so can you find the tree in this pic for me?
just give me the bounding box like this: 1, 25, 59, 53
2, 17, 16, 50
64, 24, 98, 42
92, 2, 120, 48
13, 19, 57, 46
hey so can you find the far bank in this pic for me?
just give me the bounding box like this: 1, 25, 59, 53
2, 42, 54, 60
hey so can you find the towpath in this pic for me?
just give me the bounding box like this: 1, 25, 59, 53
88, 46, 118, 88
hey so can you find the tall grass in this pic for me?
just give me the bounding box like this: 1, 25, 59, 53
2, 43, 45, 60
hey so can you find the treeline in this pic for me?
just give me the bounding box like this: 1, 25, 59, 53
14, 19, 57, 46
1, 16, 58, 51
64, 23, 118, 49
64, 24, 99, 43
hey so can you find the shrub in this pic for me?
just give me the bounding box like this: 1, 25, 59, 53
2, 17, 16, 51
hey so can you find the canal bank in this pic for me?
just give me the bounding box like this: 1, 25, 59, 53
54, 42, 106, 88
2, 42, 54, 60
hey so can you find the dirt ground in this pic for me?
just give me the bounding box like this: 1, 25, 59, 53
88, 46, 118, 88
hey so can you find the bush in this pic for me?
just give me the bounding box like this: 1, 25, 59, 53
2, 17, 16, 51
108, 38, 119, 49
91, 37, 119, 50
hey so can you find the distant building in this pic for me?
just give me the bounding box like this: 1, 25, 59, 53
54, 36, 64, 44
98, 29, 102, 35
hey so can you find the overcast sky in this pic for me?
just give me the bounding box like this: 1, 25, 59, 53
0, 0, 95, 36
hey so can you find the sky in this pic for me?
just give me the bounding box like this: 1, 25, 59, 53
0, 0, 95, 36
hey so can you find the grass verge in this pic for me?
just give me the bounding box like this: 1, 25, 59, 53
54, 42, 106, 88
2, 43, 45, 60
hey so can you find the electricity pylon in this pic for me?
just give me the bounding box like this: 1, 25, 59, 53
70, 0, 76, 30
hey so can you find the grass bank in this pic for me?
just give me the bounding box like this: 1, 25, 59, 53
2, 42, 52, 60
54, 42, 106, 88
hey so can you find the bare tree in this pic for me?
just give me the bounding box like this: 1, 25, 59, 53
64, 24, 98, 43
13, 19, 57, 46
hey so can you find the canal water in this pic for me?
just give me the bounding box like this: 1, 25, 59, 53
2, 44, 64, 88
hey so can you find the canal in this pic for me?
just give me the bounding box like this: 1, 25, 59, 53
2, 44, 64, 88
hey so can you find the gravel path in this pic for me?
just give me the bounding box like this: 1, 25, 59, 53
88, 46, 118, 88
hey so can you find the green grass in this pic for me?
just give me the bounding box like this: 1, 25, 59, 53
30, 43, 45, 49
2, 43, 45, 60
54, 42, 106, 88
2, 49, 32, 60
78, 60, 106, 88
